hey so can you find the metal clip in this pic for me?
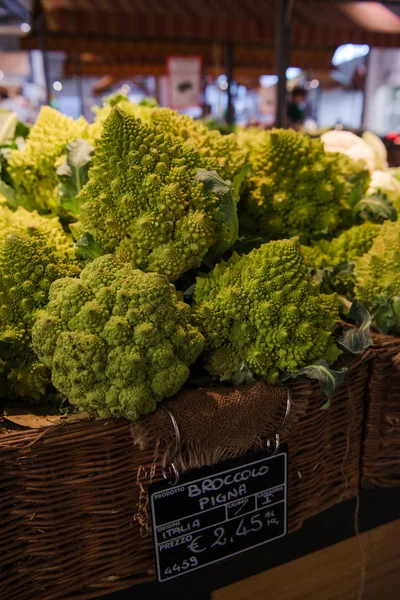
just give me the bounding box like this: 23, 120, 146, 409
266, 387, 292, 455
161, 406, 181, 486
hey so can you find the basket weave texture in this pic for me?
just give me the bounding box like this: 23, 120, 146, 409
362, 334, 400, 488
0, 357, 368, 600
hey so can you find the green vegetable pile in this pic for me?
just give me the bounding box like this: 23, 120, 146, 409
1, 99, 396, 420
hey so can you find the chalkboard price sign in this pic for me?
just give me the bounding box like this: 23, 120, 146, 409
149, 447, 287, 582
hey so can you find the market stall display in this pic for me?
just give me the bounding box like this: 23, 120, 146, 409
0, 99, 399, 599
1, 357, 368, 600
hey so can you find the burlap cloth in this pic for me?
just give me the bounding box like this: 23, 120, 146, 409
131, 380, 310, 473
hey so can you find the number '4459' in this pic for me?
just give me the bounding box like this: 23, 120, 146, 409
164, 557, 198, 576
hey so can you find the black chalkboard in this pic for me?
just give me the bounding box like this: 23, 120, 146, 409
149, 447, 288, 582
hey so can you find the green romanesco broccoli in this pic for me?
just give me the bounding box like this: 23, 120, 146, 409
121, 103, 248, 182
32, 254, 205, 421
192, 237, 341, 384
74, 106, 227, 281
354, 219, 400, 332
302, 221, 381, 269
242, 129, 346, 243
301, 222, 380, 297
0, 200, 80, 400
7, 106, 89, 213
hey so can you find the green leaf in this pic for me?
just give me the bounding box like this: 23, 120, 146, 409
337, 301, 373, 353
354, 194, 396, 223
103, 92, 128, 107
183, 283, 195, 298
0, 180, 16, 206
139, 96, 158, 107
195, 169, 239, 266
282, 360, 347, 399
232, 235, 265, 255
57, 139, 94, 216
194, 169, 231, 196
74, 232, 106, 261
15, 121, 30, 139
231, 362, 256, 386
371, 293, 399, 334
231, 164, 251, 202
347, 169, 371, 209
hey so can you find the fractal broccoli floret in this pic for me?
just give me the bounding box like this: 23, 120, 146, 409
302, 222, 381, 269
0, 201, 80, 400
32, 255, 205, 421
192, 237, 341, 384
74, 106, 228, 281
122, 103, 248, 182
7, 106, 89, 213
243, 129, 346, 242
301, 222, 381, 297
355, 219, 400, 332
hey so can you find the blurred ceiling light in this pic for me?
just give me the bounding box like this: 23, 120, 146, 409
53, 81, 62, 91
310, 79, 320, 89
332, 44, 370, 66
259, 75, 278, 88
340, 2, 400, 33
20, 23, 31, 33
286, 67, 302, 80
0, 71, 4, 81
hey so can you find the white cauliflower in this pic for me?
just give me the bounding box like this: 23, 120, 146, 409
321, 130, 376, 173
368, 170, 400, 212
362, 131, 388, 171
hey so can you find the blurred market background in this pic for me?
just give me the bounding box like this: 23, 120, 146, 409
0, 0, 399, 162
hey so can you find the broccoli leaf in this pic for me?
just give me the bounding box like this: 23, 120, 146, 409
231, 234, 265, 256
231, 164, 251, 202
139, 96, 158, 107
103, 92, 128, 107
15, 121, 30, 139
231, 362, 256, 386
347, 169, 371, 209
57, 139, 94, 216
195, 169, 239, 266
354, 194, 396, 223
282, 360, 347, 401
0, 180, 15, 206
370, 294, 400, 334
194, 168, 231, 196
74, 232, 106, 261
337, 301, 373, 353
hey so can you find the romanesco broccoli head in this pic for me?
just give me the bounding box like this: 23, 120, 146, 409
302, 222, 381, 269
0, 201, 80, 400
121, 104, 248, 182
7, 106, 89, 213
301, 222, 381, 297
243, 129, 345, 242
193, 237, 341, 384
32, 254, 205, 420
355, 219, 400, 332
74, 106, 228, 281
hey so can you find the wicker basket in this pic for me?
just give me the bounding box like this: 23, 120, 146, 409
1, 357, 368, 600
362, 334, 400, 488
